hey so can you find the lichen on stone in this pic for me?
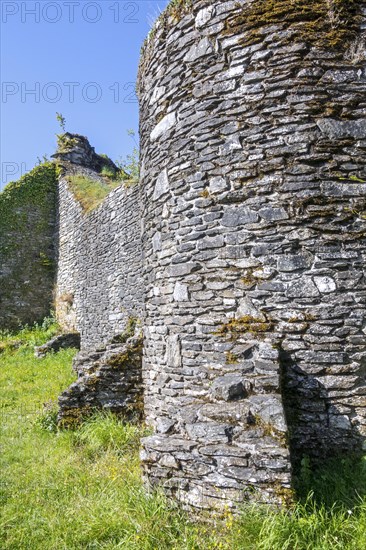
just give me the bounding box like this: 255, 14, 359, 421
216, 316, 275, 340
224, 0, 362, 50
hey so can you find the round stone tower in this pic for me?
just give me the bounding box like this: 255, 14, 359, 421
138, 0, 366, 510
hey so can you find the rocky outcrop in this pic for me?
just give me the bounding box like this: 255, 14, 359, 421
51, 133, 119, 176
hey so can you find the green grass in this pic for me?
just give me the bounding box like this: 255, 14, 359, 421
100, 166, 117, 179
67, 175, 121, 213
67, 174, 137, 213
1, 324, 366, 549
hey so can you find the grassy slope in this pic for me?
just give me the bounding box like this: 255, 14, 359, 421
0, 325, 366, 549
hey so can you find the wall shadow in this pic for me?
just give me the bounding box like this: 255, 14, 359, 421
279, 346, 366, 510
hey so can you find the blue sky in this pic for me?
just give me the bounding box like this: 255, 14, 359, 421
0, 0, 170, 188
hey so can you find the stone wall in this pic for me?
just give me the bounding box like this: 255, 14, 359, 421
54, 136, 145, 424
0, 163, 57, 329
55, 176, 83, 333
2, 0, 366, 515
56, 167, 144, 350
138, 0, 366, 509
58, 330, 143, 428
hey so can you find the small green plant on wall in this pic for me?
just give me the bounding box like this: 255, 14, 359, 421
100, 165, 118, 179
165, 0, 193, 22
116, 129, 140, 183
56, 112, 66, 132
55, 113, 80, 153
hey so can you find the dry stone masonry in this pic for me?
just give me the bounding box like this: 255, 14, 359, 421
58, 329, 143, 428
54, 135, 144, 350
53, 136, 145, 429
1, 0, 366, 514
137, 0, 366, 509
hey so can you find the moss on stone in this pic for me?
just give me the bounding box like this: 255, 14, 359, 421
107, 340, 143, 370
165, 0, 193, 22
216, 315, 274, 340
224, 0, 362, 50
273, 483, 295, 507
225, 351, 239, 364
200, 188, 211, 199
56, 133, 78, 153
58, 405, 94, 430
241, 268, 264, 288
111, 317, 139, 344
0, 163, 58, 328
0, 162, 57, 256
254, 414, 288, 447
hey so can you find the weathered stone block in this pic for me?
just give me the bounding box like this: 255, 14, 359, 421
210, 375, 248, 401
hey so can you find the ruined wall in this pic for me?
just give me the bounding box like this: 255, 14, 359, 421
3, 0, 366, 515
58, 332, 143, 428
56, 172, 144, 350
0, 163, 57, 329
55, 177, 83, 333
138, 0, 366, 509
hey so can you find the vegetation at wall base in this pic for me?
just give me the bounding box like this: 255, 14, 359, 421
1, 322, 365, 549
